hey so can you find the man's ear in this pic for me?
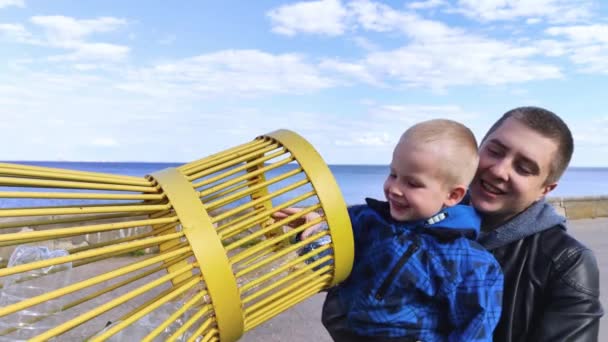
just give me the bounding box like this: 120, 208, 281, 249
537, 182, 557, 200
445, 185, 467, 207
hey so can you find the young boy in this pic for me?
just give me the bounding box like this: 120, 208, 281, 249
277, 119, 503, 341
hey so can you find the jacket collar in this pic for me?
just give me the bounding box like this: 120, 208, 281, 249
477, 198, 566, 250
365, 198, 481, 240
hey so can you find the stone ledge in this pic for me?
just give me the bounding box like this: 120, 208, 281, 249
547, 195, 608, 220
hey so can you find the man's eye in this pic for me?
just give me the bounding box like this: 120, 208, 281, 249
389, 173, 396, 179
487, 148, 501, 156
516, 165, 532, 175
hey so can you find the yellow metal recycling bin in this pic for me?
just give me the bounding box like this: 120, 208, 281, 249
0, 130, 354, 341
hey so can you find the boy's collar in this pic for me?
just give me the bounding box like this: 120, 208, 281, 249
364, 197, 481, 240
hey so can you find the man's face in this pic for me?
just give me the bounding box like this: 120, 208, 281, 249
470, 117, 558, 226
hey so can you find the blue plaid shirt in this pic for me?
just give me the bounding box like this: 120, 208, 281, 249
327, 198, 503, 341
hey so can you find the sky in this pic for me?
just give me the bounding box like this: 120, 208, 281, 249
1, 0, 607, 167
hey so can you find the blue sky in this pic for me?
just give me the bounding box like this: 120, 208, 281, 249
1, 0, 607, 166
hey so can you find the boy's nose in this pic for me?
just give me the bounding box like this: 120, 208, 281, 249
388, 184, 404, 196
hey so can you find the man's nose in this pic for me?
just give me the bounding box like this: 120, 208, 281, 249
487, 158, 510, 181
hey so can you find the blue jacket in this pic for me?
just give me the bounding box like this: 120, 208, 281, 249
324, 198, 503, 341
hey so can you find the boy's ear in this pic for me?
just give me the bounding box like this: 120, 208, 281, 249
444, 185, 467, 207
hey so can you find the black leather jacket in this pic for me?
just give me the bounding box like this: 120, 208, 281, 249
478, 200, 603, 341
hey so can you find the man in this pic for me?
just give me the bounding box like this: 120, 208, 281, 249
470, 106, 603, 341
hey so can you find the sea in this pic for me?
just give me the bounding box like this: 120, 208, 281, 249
2, 162, 607, 209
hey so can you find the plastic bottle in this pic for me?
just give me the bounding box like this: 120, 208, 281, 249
0, 246, 72, 341
292, 223, 334, 271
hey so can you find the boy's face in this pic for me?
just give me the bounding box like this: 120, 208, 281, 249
383, 140, 451, 222
470, 117, 558, 225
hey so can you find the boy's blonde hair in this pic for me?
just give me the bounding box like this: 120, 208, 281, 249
399, 119, 479, 188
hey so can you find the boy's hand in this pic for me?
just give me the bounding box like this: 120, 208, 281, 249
272, 207, 323, 239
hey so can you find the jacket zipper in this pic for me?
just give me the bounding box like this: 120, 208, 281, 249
375, 241, 420, 300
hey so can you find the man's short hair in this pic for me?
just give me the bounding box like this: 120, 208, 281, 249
483, 106, 574, 184
401, 119, 479, 187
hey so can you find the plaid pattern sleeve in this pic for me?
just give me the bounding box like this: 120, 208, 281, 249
447, 255, 504, 342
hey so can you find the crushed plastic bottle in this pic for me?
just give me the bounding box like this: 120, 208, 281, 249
96, 302, 197, 342
292, 223, 334, 271
0, 246, 72, 341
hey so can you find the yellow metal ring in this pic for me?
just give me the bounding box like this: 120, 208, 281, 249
150, 168, 243, 342
261, 130, 354, 285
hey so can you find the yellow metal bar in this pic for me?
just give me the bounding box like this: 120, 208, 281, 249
0, 216, 178, 244
196, 155, 290, 196
218, 201, 320, 240
204, 167, 302, 211
0, 191, 164, 200
0, 232, 183, 278
187, 143, 280, 182
179, 139, 269, 175
168, 304, 213, 342
0, 203, 170, 218
151, 168, 244, 342
200, 328, 219, 342
188, 316, 215, 342
65, 252, 192, 312
241, 243, 331, 294
234, 231, 318, 278
0, 162, 151, 185
67, 221, 177, 254
242, 254, 332, 306
229, 216, 321, 264
29, 263, 195, 342
225, 204, 320, 251
264, 130, 353, 286
71, 241, 188, 269
0, 247, 191, 318
245, 270, 330, 316
245, 281, 327, 331
191, 148, 287, 188
200, 179, 255, 204
214, 206, 264, 234
0, 211, 153, 230
91, 277, 201, 341
0, 176, 158, 192
211, 180, 309, 224
143, 288, 211, 342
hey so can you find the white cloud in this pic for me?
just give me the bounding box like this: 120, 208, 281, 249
91, 138, 119, 147
336, 132, 391, 146
408, 0, 448, 10
454, 0, 594, 23
117, 49, 336, 97
0, 0, 24, 9
545, 24, 608, 73
30, 16, 126, 46
0, 23, 30, 41
267, 1, 563, 89
47, 42, 129, 62
267, 0, 348, 36
157, 34, 176, 45
1, 16, 131, 62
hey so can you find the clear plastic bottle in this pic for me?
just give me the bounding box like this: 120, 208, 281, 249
0, 246, 72, 341
292, 223, 334, 271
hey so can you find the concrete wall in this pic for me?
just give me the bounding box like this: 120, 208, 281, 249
548, 195, 608, 220
1, 196, 606, 264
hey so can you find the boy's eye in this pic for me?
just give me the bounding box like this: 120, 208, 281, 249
408, 181, 423, 188
388, 173, 396, 179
